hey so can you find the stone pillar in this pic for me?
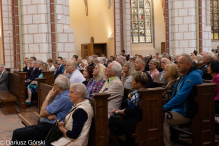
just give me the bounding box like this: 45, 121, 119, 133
2, 0, 14, 68
167, 0, 211, 55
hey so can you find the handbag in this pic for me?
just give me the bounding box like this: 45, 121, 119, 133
45, 105, 79, 143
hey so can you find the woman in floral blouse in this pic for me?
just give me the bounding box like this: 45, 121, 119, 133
87, 63, 106, 98
162, 63, 180, 104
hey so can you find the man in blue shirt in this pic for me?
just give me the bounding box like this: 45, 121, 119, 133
163, 54, 203, 146
11, 75, 74, 146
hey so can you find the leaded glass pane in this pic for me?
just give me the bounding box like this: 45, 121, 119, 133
131, 0, 152, 43
214, 21, 218, 29
214, 33, 218, 39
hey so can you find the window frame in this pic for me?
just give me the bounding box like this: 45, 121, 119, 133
211, 0, 219, 40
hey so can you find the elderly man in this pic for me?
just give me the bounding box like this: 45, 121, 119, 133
65, 60, 85, 84
163, 54, 203, 146
116, 56, 126, 67
134, 57, 153, 88
157, 58, 170, 83
11, 75, 74, 146
99, 61, 124, 117
199, 51, 214, 80
87, 56, 95, 67
200, 51, 207, 57
0, 64, 9, 92
162, 53, 169, 59
54, 57, 65, 79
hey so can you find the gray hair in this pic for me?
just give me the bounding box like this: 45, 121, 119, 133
205, 51, 215, 60
138, 57, 146, 68
97, 57, 103, 64
37, 60, 43, 65
55, 74, 70, 90
162, 53, 169, 58
102, 57, 106, 63
88, 56, 94, 63
0, 64, 4, 68
32, 60, 36, 64
196, 55, 202, 60
161, 58, 170, 64
117, 56, 126, 66
181, 53, 193, 64
68, 60, 78, 68
111, 61, 122, 76
70, 83, 88, 99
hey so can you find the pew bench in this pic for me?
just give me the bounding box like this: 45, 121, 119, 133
18, 112, 39, 126
0, 92, 16, 114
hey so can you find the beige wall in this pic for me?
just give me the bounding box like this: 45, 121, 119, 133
131, 0, 165, 56
69, 0, 114, 57
212, 42, 219, 50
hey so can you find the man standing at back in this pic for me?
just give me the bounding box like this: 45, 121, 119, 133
163, 54, 203, 146
134, 57, 153, 88
157, 58, 170, 83
54, 57, 65, 79
0, 64, 9, 92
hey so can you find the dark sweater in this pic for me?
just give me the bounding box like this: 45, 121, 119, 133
66, 108, 88, 139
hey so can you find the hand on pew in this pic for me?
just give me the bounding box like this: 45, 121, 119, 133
26, 79, 31, 82
111, 109, 119, 115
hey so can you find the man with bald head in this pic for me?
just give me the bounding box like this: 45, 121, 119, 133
157, 58, 170, 83
65, 60, 85, 84
134, 57, 153, 88
163, 54, 203, 146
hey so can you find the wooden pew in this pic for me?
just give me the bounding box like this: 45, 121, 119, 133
0, 72, 26, 114
153, 82, 164, 87
41, 71, 55, 85
18, 81, 111, 146
196, 63, 204, 68
123, 88, 165, 146
203, 79, 212, 83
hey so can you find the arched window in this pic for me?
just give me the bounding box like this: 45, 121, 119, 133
131, 0, 153, 43
211, 0, 219, 39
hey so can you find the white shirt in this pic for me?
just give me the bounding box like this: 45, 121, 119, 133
69, 69, 85, 84
49, 65, 55, 71
0, 70, 5, 78
160, 71, 165, 82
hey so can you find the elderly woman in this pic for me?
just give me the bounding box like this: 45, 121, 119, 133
26, 62, 49, 105
80, 59, 88, 69
47, 58, 55, 71
148, 59, 160, 82
50, 83, 94, 146
87, 64, 106, 98
121, 62, 136, 89
197, 55, 202, 63
207, 60, 219, 113
109, 71, 148, 146
162, 63, 180, 104
82, 66, 94, 86
62, 59, 67, 67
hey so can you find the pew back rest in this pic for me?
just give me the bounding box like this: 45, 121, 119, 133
42, 71, 55, 85
196, 63, 204, 68
9, 72, 26, 112
203, 80, 212, 83
190, 83, 217, 145
134, 88, 165, 145
37, 82, 57, 113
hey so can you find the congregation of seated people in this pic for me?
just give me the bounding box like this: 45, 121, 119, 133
1, 47, 219, 146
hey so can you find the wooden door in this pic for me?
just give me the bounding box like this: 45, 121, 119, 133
161, 42, 165, 54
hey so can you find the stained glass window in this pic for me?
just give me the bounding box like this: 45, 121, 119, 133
211, 0, 219, 39
131, 0, 152, 43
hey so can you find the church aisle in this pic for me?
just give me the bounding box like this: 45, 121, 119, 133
0, 108, 24, 146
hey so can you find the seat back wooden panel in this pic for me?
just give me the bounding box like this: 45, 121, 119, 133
191, 83, 217, 146
9, 72, 26, 112
42, 71, 55, 85
135, 88, 165, 146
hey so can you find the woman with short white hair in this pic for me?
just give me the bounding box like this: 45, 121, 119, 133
51, 83, 94, 146
196, 55, 202, 63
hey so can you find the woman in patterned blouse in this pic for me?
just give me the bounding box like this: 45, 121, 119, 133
86, 63, 106, 98
162, 63, 180, 104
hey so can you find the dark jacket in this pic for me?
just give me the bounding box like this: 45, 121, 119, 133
28, 68, 41, 81
0, 70, 9, 92
89, 63, 95, 68
54, 64, 65, 78
199, 65, 213, 80
142, 70, 154, 88
163, 66, 203, 118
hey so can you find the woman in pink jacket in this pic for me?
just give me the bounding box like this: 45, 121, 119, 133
207, 60, 219, 113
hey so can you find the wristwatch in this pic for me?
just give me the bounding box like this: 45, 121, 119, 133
115, 110, 119, 114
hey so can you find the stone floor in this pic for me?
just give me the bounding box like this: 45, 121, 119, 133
0, 105, 219, 146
